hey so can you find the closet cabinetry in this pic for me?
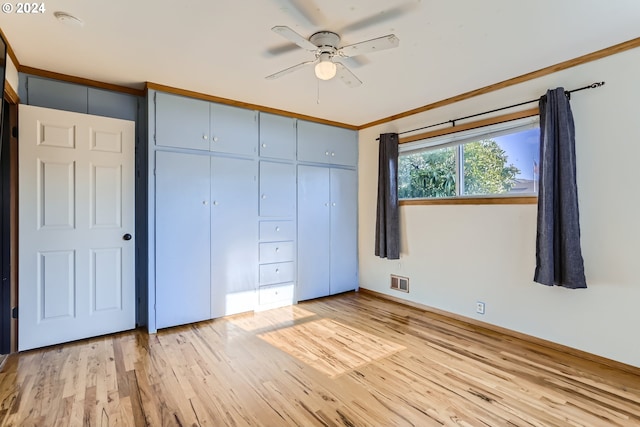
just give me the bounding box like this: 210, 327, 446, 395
257, 113, 296, 310
297, 165, 358, 300
296, 121, 358, 301
149, 91, 358, 330
155, 91, 258, 155
297, 120, 357, 166
210, 156, 258, 318
259, 113, 296, 160
151, 91, 258, 330
155, 151, 211, 328
154, 152, 257, 328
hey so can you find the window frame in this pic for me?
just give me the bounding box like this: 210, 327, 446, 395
398, 109, 540, 205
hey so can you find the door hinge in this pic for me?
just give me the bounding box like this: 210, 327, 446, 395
12, 307, 18, 319
12, 126, 18, 139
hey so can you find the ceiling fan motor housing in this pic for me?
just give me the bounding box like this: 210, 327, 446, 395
310, 31, 341, 55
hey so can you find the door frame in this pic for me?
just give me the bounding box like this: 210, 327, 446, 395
1, 86, 19, 355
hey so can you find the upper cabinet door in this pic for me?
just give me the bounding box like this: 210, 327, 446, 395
297, 121, 357, 166
259, 113, 296, 160
155, 92, 210, 151
210, 103, 258, 156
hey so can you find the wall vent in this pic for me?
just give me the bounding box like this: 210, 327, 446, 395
390, 275, 409, 293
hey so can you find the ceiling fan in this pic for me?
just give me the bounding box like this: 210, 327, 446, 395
265, 26, 400, 87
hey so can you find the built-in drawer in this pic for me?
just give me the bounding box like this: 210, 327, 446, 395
259, 220, 294, 241
259, 241, 294, 264
259, 262, 294, 285
258, 283, 294, 305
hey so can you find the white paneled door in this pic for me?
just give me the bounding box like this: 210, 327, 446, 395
18, 105, 135, 351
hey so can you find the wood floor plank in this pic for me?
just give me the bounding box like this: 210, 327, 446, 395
1, 292, 639, 426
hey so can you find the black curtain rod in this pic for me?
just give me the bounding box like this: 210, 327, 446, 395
377, 81, 605, 140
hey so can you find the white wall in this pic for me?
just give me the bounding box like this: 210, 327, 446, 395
358, 47, 640, 368
5, 55, 18, 93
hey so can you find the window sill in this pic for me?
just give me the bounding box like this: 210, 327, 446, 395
399, 196, 537, 206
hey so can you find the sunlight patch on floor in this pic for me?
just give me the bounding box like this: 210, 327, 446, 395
258, 318, 405, 378
229, 305, 317, 332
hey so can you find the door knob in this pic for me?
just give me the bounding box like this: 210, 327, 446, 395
123, 233, 132, 241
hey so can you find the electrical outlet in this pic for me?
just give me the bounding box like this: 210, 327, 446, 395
476, 301, 486, 315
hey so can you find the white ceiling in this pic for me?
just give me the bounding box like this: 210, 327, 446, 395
1, 0, 639, 126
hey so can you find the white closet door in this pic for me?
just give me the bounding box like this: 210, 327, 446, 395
19, 105, 135, 351
155, 151, 212, 329
330, 168, 358, 294
297, 165, 331, 301
210, 156, 258, 317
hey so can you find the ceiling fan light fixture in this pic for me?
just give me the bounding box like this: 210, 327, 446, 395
315, 54, 337, 80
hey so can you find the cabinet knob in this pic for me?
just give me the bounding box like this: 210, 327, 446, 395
213, 136, 219, 142
202, 200, 208, 206
331, 152, 335, 156
213, 201, 219, 206
275, 227, 280, 232
325, 151, 330, 156
202, 135, 208, 140
261, 194, 267, 199
123, 233, 132, 241
262, 143, 267, 148
325, 203, 329, 207
275, 268, 280, 273
275, 247, 280, 252
332, 202, 336, 206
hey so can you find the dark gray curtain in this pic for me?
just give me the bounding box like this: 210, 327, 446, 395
534, 88, 587, 288
375, 133, 400, 259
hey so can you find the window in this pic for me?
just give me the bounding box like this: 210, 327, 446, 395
398, 118, 540, 200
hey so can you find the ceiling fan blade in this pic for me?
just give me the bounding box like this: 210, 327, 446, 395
337, 3, 419, 34
264, 43, 303, 57
338, 34, 399, 58
339, 55, 370, 69
265, 60, 316, 80
335, 62, 362, 88
272, 26, 318, 51
278, 0, 326, 27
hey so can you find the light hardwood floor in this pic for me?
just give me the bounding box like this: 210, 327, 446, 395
0, 291, 639, 426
